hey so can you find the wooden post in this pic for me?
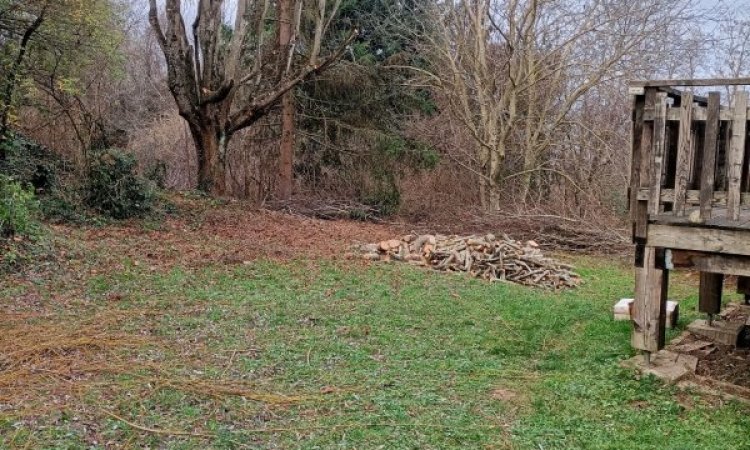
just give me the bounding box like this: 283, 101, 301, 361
738, 276, 750, 305
700, 92, 721, 220
674, 92, 694, 215
727, 91, 748, 221
699, 272, 723, 324
632, 246, 669, 355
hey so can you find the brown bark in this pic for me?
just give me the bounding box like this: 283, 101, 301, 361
278, 92, 295, 199
148, 0, 355, 197
277, 0, 295, 200
188, 123, 227, 195
0, 3, 47, 155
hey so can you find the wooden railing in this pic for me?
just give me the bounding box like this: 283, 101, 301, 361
630, 79, 750, 238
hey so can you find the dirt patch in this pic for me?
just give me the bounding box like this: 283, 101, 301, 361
694, 342, 750, 388
46, 195, 404, 276
490, 388, 519, 402
667, 306, 750, 390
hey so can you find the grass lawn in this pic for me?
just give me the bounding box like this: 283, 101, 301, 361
2, 215, 750, 449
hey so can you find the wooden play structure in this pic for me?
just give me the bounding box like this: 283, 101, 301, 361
628, 78, 750, 362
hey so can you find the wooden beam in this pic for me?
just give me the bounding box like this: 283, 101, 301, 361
630, 78, 750, 87
674, 91, 694, 216
656, 106, 747, 122
628, 86, 708, 106
632, 246, 668, 352
649, 92, 669, 216
668, 250, 750, 277
727, 91, 748, 220
648, 224, 750, 256
699, 272, 723, 316
636, 187, 750, 207
700, 92, 721, 220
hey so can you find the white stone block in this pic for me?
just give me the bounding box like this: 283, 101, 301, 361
613, 298, 679, 329
613, 298, 634, 321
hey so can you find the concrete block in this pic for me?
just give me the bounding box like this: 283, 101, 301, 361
687, 319, 745, 346
614, 298, 679, 328
621, 350, 698, 383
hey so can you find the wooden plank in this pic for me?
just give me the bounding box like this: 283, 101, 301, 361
727, 91, 748, 220
632, 246, 668, 352
700, 92, 721, 220
699, 272, 723, 315
629, 94, 646, 216
649, 92, 669, 215
674, 91, 694, 215
668, 250, 750, 277
631, 78, 750, 87
648, 224, 750, 256
635, 89, 656, 242
658, 106, 741, 121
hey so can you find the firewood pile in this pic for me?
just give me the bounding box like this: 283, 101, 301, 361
357, 234, 580, 289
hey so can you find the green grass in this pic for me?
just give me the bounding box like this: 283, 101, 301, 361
3, 255, 750, 449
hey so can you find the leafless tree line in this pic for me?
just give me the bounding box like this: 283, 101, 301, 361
11, 0, 750, 224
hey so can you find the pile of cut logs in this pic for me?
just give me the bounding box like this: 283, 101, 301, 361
358, 234, 580, 289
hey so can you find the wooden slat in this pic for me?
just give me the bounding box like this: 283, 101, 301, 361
727, 91, 748, 220
634, 89, 656, 241
699, 272, 723, 315
700, 92, 721, 220
629, 94, 646, 216
632, 246, 668, 352
631, 78, 750, 87
649, 92, 668, 215
648, 224, 750, 256
674, 92, 694, 215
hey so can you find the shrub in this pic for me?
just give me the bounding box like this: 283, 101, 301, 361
85, 149, 155, 219
0, 175, 37, 237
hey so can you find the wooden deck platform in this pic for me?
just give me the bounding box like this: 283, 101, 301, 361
628, 78, 750, 358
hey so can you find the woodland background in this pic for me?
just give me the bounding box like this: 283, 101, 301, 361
2, 0, 749, 238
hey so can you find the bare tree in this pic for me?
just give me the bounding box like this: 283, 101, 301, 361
147, 0, 354, 195
416, 0, 697, 210
0, 1, 47, 149
277, 0, 295, 200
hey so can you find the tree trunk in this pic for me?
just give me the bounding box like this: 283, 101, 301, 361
0, 7, 47, 157
278, 91, 295, 200
519, 147, 536, 204
189, 123, 227, 195
486, 146, 502, 211
277, 0, 295, 200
